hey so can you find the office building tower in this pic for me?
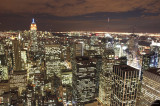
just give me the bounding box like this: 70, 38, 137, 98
103, 33, 113, 49
75, 41, 84, 57
86, 36, 101, 57
111, 65, 140, 106
151, 40, 160, 52
128, 34, 138, 58
0, 65, 8, 81
114, 43, 128, 59
98, 48, 115, 106
89, 35, 101, 55
10, 70, 27, 95
21, 50, 27, 70
114, 43, 121, 59
90, 35, 98, 46
150, 44, 160, 68
138, 41, 151, 55
94, 55, 102, 97
138, 68, 160, 106
142, 51, 158, 71
45, 45, 61, 78
72, 56, 97, 105
61, 69, 72, 86
12, 39, 22, 71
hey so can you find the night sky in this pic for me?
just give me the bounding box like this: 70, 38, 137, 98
0, 0, 160, 33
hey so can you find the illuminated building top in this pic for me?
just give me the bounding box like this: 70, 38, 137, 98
32, 18, 35, 24
30, 18, 37, 31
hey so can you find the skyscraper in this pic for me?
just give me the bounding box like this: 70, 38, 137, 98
30, 18, 37, 31
29, 18, 38, 54
111, 65, 140, 106
75, 41, 85, 57
128, 34, 138, 58
0, 65, 8, 81
94, 55, 102, 98
45, 44, 61, 78
12, 38, 22, 71
61, 69, 72, 105
72, 56, 97, 105
98, 48, 115, 106
142, 51, 158, 71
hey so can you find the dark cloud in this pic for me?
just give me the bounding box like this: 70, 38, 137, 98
0, 0, 160, 32
0, 0, 160, 16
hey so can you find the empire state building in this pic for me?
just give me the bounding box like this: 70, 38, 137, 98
29, 18, 38, 54
30, 18, 37, 31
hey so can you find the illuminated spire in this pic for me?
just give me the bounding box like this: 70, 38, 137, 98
32, 18, 35, 23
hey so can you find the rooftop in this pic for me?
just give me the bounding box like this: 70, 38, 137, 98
145, 68, 160, 76
138, 41, 151, 46
114, 65, 139, 72
76, 56, 90, 61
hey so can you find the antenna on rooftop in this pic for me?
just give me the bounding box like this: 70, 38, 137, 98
32, 18, 35, 23
107, 17, 110, 32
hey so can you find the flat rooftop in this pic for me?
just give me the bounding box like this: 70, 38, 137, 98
145, 68, 160, 76
114, 65, 139, 72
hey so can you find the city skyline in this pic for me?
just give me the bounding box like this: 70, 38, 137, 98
0, 0, 160, 32
0, 20, 160, 105
0, 0, 160, 105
